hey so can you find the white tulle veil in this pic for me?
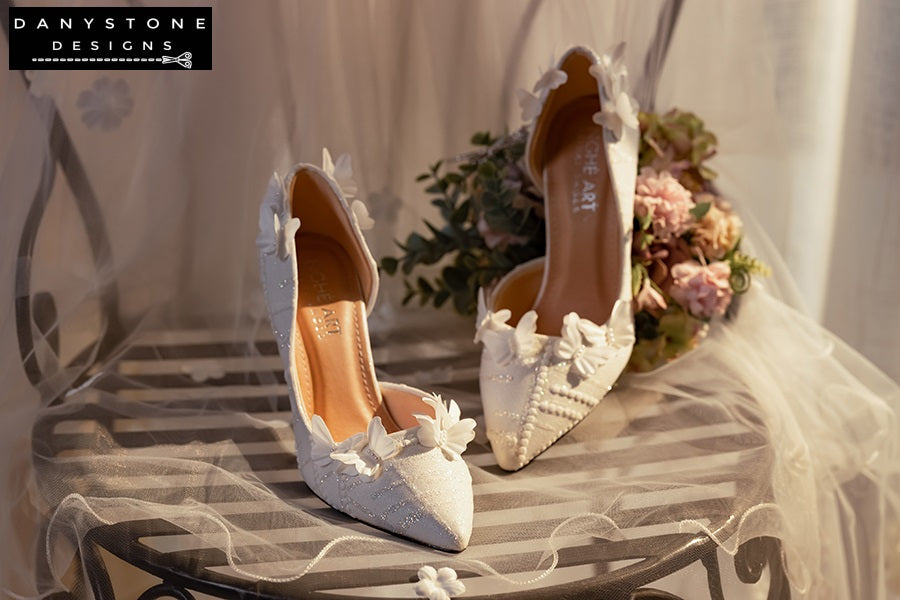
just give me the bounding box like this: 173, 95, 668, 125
1, 1, 898, 598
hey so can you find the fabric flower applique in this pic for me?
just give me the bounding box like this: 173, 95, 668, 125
415, 565, 466, 600
323, 417, 400, 479
516, 60, 568, 121
256, 184, 301, 261
415, 394, 476, 460
555, 312, 617, 379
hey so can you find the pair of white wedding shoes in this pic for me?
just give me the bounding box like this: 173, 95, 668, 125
257, 46, 638, 551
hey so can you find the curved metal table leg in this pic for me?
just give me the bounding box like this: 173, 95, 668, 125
137, 582, 197, 600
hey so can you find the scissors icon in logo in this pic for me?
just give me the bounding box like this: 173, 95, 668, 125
161, 51, 192, 69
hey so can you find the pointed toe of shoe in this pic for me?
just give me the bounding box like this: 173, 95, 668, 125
407, 503, 472, 551
337, 443, 473, 551
487, 434, 529, 472
478, 323, 634, 471
399, 451, 474, 551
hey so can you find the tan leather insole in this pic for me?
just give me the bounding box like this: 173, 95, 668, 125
295, 234, 399, 441
532, 96, 622, 334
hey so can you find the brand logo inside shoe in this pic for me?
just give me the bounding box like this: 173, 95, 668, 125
570, 130, 603, 214
308, 271, 341, 339
313, 308, 341, 339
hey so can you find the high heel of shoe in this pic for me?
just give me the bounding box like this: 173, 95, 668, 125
258, 150, 475, 550
476, 45, 639, 471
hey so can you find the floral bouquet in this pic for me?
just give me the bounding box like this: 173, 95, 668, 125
381, 110, 768, 371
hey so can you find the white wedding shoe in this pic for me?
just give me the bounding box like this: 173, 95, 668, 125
476, 45, 639, 471
258, 150, 475, 550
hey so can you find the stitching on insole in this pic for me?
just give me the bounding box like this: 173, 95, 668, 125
353, 307, 377, 413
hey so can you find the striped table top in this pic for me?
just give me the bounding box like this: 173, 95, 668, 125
33, 315, 786, 599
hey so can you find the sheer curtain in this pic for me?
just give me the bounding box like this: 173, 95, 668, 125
1, 0, 898, 598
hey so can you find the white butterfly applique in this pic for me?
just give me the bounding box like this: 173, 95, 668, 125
256, 177, 300, 260
589, 42, 638, 140
330, 417, 398, 479
515, 60, 567, 122
555, 312, 616, 379
512, 310, 542, 365
309, 414, 365, 469
414, 394, 476, 460
322, 147, 359, 200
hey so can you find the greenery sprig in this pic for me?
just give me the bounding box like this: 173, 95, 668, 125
381, 110, 769, 372
380, 130, 544, 315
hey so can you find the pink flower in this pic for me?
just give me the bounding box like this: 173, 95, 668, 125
669, 261, 732, 319
635, 277, 667, 312
635, 168, 694, 242
476, 214, 529, 250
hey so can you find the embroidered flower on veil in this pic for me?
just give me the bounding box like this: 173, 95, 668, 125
415, 394, 476, 460
256, 179, 300, 260
589, 42, 639, 140
555, 312, 617, 379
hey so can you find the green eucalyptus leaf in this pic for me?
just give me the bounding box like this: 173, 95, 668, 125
405, 233, 427, 253
637, 211, 653, 231
442, 266, 468, 291
380, 256, 399, 275
453, 290, 475, 315
425, 181, 448, 194
434, 289, 451, 308
631, 263, 645, 297
477, 161, 498, 178
451, 201, 470, 225
417, 277, 434, 294
698, 165, 718, 181
471, 131, 492, 146
690, 202, 711, 220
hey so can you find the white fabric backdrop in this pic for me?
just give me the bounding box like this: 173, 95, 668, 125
1, 0, 898, 598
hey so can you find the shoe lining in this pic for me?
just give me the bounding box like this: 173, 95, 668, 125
531, 96, 622, 334
295, 234, 400, 441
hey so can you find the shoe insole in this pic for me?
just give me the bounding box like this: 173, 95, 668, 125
531, 96, 622, 335
295, 234, 399, 442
